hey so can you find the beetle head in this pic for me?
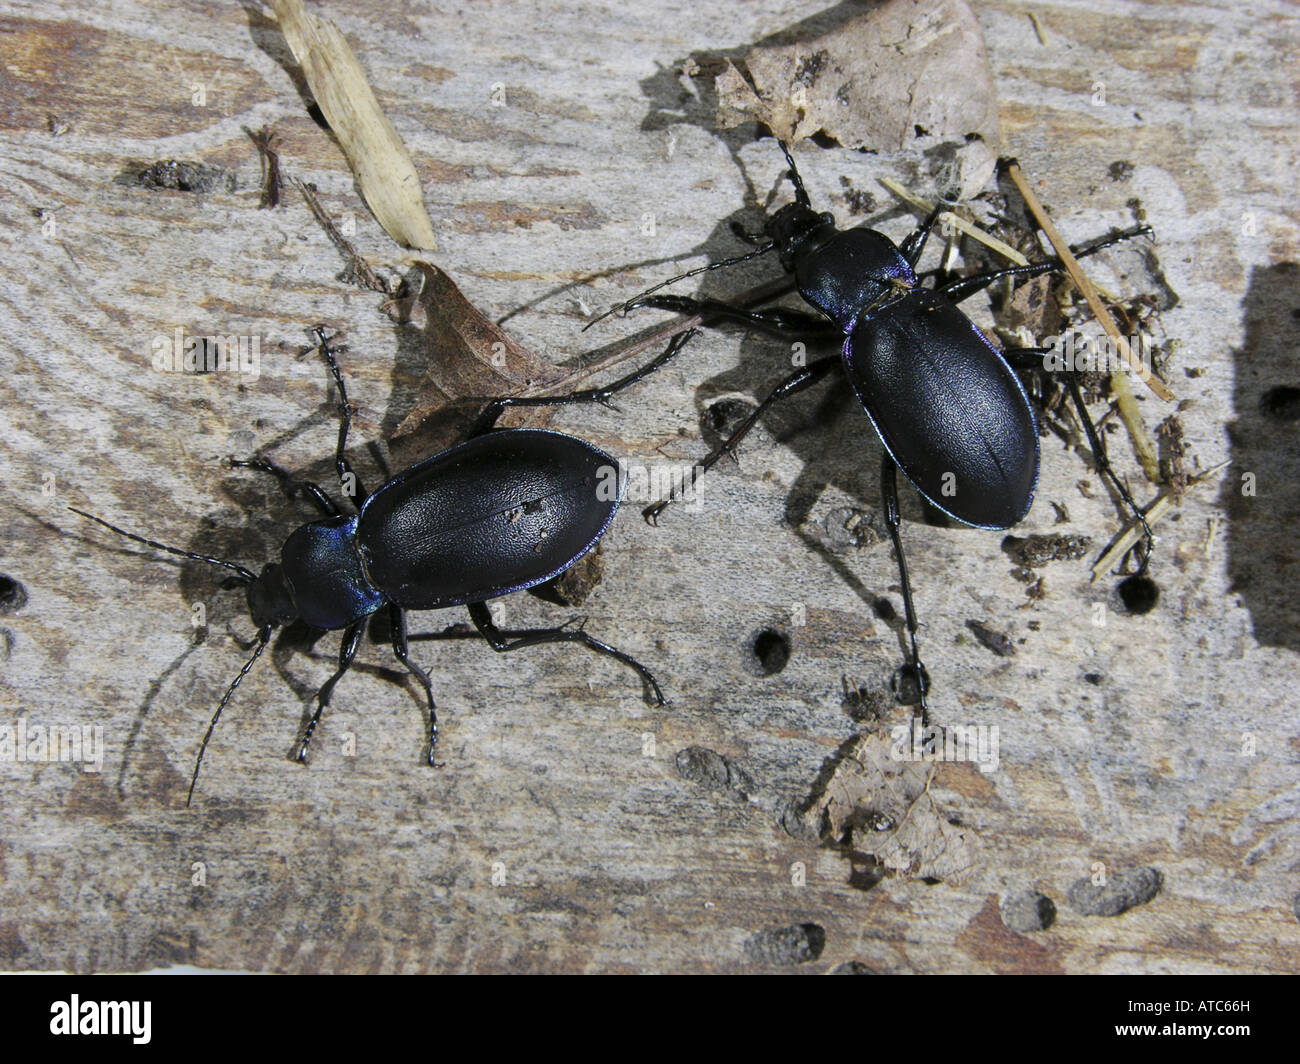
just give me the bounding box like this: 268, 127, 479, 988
765, 202, 836, 272
247, 562, 297, 628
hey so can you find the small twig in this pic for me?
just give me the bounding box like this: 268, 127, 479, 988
1002, 160, 1173, 407
295, 178, 390, 295
879, 178, 1029, 265
249, 125, 283, 209
1028, 12, 1049, 46
1003, 160, 1168, 493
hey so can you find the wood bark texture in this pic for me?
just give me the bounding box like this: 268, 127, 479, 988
0, 0, 1296, 973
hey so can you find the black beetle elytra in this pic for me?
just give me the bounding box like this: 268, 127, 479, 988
588, 140, 1158, 722
73, 327, 696, 804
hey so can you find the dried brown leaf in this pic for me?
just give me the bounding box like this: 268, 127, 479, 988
875, 792, 977, 884
798, 730, 978, 886
387, 263, 565, 463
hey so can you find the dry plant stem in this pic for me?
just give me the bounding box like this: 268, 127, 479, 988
1003, 161, 1174, 414
296, 179, 390, 295
270, 0, 437, 250
879, 178, 1029, 265
250, 126, 282, 209
1090, 492, 1174, 582
1029, 12, 1049, 45
1103, 355, 1160, 480
1089, 460, 1229, 580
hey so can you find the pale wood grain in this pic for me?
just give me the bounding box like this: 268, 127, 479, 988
0, 0, 1297, 973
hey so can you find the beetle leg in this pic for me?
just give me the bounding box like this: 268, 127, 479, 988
939, 260, 1064, 304
1058, 373, 1155, 571
466, 601, 665, 705
584, 242, 780, 330
294, 619, 364, 764
777, 140, 813, 208
1003, 347, 1155, 572
936, 225, 1153, 305
628, 295, 840, 341
470, 329, 699, 436
227, 457, 341, 517
1068, 224, 1154, 260
880, 455, 931, 723
388, 605, 440, 767
313, 327, 369, 506
643, 355, 841, 523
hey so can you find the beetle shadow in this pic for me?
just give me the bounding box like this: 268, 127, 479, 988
1219, 261, 1300, 652
114, 638, 207, 801
682, 317, 947, 676
29, 505, 224, 802
51, 484, 331, 800
266, 616, 434, 765
240, 4, 316, 119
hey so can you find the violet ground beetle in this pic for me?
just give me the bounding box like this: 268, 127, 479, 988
585, 139, 1158, 723
72, 327, 697, 803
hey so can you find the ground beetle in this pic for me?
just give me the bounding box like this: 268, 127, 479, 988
73, 327, 695, 803
587, 140, 1157, 721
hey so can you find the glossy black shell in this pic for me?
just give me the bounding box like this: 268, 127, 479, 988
356, 429, 620, 610
280, 515, 383, 629
774, 206, 1041, 530
843, 288, 1040, 529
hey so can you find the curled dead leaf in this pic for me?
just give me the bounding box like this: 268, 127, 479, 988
387, 263, 566, 464
714, 0, 998, 152
792, 730, 978, 886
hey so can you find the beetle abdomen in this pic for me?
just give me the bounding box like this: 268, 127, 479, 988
843, 290, 1039, 529
357, 429, 620, 609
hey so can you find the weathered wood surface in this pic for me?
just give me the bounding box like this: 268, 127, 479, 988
0, 0, 1297, 973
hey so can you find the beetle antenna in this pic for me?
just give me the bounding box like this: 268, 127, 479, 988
187, 624, 274, 806
69, 507, 257, 583
583, 242, 777, 330
777, 140, 811, 208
